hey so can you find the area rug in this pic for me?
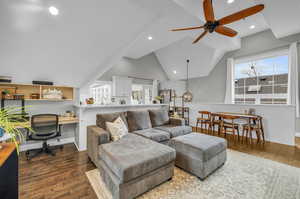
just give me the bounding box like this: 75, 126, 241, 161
86, 150, 300, 199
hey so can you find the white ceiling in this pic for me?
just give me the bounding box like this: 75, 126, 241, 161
125, 0, 300, 80
155, 37, 217, 80
1, 0, 300, 85
256, 0, 300, 38
0, 0, 171, 87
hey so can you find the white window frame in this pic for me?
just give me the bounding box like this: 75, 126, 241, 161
131, 84, 153, 105
90, 81, 112, 105
233, 48, 290, 105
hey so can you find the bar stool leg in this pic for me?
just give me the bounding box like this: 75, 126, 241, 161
242, 127, 246, 144
200, 121, 203, 133
250, 130, 253, 145
255, 129, 260, 144
260, 124, 265, 144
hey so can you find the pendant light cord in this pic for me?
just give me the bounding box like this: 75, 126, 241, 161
186, 59, 190, 91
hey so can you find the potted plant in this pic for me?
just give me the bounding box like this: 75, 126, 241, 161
1, 89, 11, 99
0, 106, 31, 153
153, 96, 163, 104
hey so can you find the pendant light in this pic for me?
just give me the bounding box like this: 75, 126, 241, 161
183, 59, 193, 102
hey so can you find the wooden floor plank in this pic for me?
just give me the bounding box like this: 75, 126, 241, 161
20, 135, 300, 199
19, 144, 97, 199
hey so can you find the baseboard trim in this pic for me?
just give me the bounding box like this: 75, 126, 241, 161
192, 126, 295, 146
20, 137, 75, 152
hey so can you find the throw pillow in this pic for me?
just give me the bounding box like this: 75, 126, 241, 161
127, 110, 152, 132
106, 117, 128, 141
149, 109, 170, 127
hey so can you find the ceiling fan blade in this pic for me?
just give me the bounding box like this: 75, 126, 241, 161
219, 4, 264, 25
203, 0, 215, 21
215, 26, 238, 37
193, 30, 208, 44
171, 26, 204, 31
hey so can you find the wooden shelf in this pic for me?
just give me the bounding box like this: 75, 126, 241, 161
0, 83, 74, 101
25, 99, 73, 102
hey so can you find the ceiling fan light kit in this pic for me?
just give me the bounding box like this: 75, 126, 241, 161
171, 0, 264, 44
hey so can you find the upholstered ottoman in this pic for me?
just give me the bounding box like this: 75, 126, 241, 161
170, 133, 227, 180
99, 134, 176, 199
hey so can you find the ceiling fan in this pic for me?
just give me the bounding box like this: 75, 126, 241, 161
171, 0, 264, 44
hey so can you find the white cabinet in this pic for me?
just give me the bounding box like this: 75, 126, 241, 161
112, 76, 132, 97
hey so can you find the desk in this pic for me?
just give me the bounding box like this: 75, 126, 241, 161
12, 116, 79, 151
15, 116, 79, 128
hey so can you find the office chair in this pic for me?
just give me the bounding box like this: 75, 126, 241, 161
25, 114, 63, 160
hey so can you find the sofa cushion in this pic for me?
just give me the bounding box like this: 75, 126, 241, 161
132, 128, 170, 143
99, 134, 176, 183
170, 133, 227, 161
149, 109, 170, 127
127, 110, 152, 132
96, 112, 127, 130
155, 125, 192, 138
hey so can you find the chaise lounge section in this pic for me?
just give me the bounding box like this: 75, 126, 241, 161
99, 133, 175, 199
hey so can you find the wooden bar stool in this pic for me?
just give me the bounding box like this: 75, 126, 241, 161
221, 114, 240, 141
242, 116, 265, 144
196, 111, 212, 134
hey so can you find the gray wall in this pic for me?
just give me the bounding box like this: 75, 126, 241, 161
99, 53, 168, 81
188, 30, 300, 103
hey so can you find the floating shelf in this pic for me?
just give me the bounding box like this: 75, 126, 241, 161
0, 83, 74, 101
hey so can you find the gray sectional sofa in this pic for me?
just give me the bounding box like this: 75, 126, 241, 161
87, 109, 227, 199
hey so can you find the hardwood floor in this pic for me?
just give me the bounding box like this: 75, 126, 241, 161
19, 135, 300, 199
193, 127, 300, 168
19, 144, 97, 199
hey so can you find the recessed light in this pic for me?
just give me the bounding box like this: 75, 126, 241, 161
250, 25, 255, 29
49, 6, 59, 16
173, 70, 177, 74
147, 36, 153, 40
227, 0, 234, 4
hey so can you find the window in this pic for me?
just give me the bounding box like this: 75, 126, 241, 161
131, 84, 153, 104
234, 50, 289, 105
90, 83, 112, 105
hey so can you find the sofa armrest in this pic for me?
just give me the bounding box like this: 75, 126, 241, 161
170, 118, 185, 126
87, 125, 110, 167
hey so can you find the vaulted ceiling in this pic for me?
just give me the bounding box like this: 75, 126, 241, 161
1, 0, 300, 86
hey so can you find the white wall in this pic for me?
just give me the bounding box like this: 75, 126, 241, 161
80, 53, 169, 103
187, 103, 296, 146
99, 53, 168, 82
160, 80, 186, 97
160, 30, 300, 144
0, 0, 168, 87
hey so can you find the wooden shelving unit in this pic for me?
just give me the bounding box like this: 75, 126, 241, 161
169, 96, 190, 126
159, 89, 190, 125
0, 83, 74, 101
